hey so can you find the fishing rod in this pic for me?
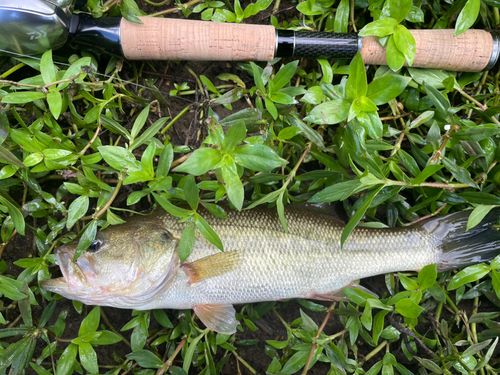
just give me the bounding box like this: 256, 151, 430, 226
1, 0, 499, 72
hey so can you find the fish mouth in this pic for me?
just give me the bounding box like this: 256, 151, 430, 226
40, 245, 85, 295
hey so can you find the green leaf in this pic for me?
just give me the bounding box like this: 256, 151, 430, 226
79, 306, 100, 336
447, 264, 491, 290
222, 120, 246, 152
131, 105, 151, 141
418, 264, 437, 290
443, 157, 477, 188
367, 75, 410, 105
73, 220, 98, 261
265, 97, 278, 119
395, 298, 425, 318
341, 185, 384, 248
222, 162, 244, 211
47, 91, 62, 119
355, 96, 378, 112
398, 273, 419, 291
393, 25, 416, 65
451, 126, 500, 142
234, 144, 287, 171
346, 52, 367, 100
40, 50, 56, 85
79, 342, 99, 374
91, 330, 122, 345
141, 141, 156, 177
66, 195, 89, 229
183, 331, 206, 373
411, 165, 443, 185
183, 175, 199, 210
99, 115, 131, 140
121, 0, 143, 23
130, 117, 169, 151
0, 195, 25, 235
250, 62, 266, 93
178, 219, 196, 263
310, 179, 363, 203
157, 143, 174, 176
334, 0, 349, 33
2, 92, 46, 104
386, 35, 406, 71
173, 147, 222, 176
126, 350, 163, 369
277, 126, 302, 140
153, 309, 173, 328
467, 205, 497, 231
269, 92, 296, 104
455, 0, 480, 36
281, 349, 311, 374
304, 99, 350, 124
0, 276, 27, 300
194, 213, 223, 251
358, 17, 399, 37
98, 146, 140, 173
153, 193, 192, 218
0, 144, 25, 168
288, 115, 325, 150
386, 0, 412, 22
56, 344, 78, 375
423, 83, 450, 117
272, 61, 299, 92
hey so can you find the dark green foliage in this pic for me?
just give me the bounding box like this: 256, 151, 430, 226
0, 0, 499, 373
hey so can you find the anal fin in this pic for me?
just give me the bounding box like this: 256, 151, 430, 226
182, 250, 242, 284
194, 303, 239, 334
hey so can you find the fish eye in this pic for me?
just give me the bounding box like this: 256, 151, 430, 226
162, 232, 172, 242
87, 233, 104, 252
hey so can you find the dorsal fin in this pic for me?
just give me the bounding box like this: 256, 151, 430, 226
181, 250, 243, 284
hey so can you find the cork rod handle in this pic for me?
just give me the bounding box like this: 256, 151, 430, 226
120, 17, 498, 72
120, 17, 276, 61
361, 29, 497, 72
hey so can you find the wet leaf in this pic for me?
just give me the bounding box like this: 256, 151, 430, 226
448, 264, 491, 290
79, 307, 100, 336
66, 195, 89, 229
174, 147, 222, 176
358, 18, 399, 37
467, 205, 497, 231
455, 0, 480, 36
178, 218, 196, 263
395, 298, 425, 318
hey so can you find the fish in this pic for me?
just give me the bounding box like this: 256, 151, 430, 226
40, 205, 500, 334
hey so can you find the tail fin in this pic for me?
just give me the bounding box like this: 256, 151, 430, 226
419, 209, 500, 271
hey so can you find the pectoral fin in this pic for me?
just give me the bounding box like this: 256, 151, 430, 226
182, 250, 242, 284
194, 303, 239, 334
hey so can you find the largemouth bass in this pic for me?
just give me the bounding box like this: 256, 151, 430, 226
41, 206, 500, 334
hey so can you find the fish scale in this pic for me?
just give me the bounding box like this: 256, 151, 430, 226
149, 207, 441, 310
41, 206, 500, 334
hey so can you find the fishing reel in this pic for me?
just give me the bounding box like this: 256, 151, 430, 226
0, 0, 121, 57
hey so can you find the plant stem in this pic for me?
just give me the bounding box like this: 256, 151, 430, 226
100, 307, 131, 347
1, 63, 25, 79
156, 338, 186, 375
93, 173, 125, 219
161, 106, 192, 135
302, 302, 336, 375
149, 0, 204, 16
361, 341, 388, 365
